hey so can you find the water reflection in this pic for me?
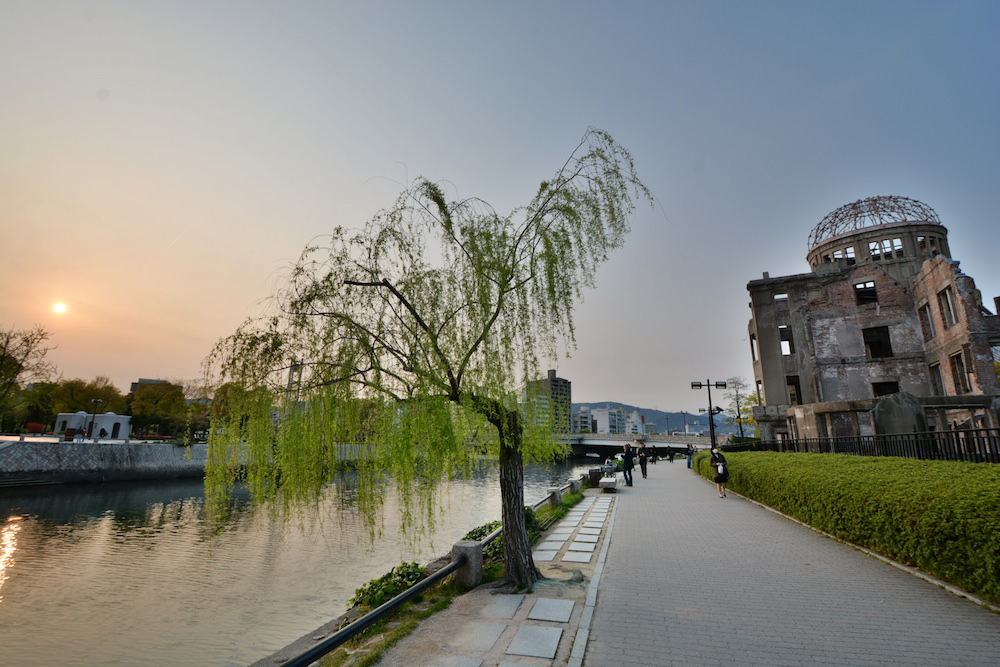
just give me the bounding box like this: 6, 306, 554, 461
0, 457, 596, 665
0, 515, 21, 604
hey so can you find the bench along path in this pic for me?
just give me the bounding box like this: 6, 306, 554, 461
585, 460, 1000, 667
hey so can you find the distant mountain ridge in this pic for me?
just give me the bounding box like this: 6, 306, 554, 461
571, 402, 735, 435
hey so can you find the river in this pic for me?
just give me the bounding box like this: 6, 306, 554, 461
0, 457, 597, 666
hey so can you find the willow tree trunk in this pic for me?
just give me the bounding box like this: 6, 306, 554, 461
498, 425, 541, 589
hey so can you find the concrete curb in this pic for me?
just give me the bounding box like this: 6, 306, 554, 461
568, 493, 620, 667
692, 467, 1000, 614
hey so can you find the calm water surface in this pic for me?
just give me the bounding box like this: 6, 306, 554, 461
0, 458, 596, 666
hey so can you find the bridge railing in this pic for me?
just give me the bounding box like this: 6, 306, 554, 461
275, 472, 588, 667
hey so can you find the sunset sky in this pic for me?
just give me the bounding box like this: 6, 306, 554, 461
2, 1, 998, 411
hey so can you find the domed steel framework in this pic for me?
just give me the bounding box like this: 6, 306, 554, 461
808, 195, 942, 249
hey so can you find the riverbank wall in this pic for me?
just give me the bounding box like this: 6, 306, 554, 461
0, 440, 207, 487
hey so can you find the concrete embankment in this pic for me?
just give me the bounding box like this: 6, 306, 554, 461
0, 440, 207, 487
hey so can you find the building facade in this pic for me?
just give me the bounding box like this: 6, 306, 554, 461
748, 196, 1000, 439
571, 406, 594, 433
591, 406, 626, 434
524, 369, 572, 434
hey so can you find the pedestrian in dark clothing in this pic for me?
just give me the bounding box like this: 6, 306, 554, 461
710, 447, 729, 497
622, 443, 635, 487
686, 444, 694, 469
667, 448, 675, 463
637, 443, 648, 479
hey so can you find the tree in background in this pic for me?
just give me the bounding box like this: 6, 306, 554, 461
724, 376, 758, 439
207, 129, 650, 588
130, 381, 186, 437
178, 378, 212, 443
0, 326, 56, 431
13, 381, 57, 429
51, 377, 128, 416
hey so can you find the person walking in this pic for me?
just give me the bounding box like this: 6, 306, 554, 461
710, 447, 729, 497
637, 443, 649, 479
622, 443, 636, 487
667, 448, 675, 463
686, 444, 694, 469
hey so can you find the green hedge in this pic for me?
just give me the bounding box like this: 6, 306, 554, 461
694, 451, 1000, 606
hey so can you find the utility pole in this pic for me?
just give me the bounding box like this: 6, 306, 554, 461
691, 380, 726, 450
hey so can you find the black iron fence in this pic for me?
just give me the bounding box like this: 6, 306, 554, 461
757, 428, 1000, 463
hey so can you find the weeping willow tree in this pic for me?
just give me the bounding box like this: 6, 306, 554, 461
206, 129, 650, 588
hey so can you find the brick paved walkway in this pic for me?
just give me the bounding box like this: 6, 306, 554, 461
585, 459, 1000, 666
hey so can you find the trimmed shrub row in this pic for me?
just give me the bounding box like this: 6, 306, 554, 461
694, 450, 1000, 606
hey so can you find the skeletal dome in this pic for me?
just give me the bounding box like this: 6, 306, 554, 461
808, 196, 941, 249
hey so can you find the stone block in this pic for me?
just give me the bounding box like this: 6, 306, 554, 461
451, 540, 483, 588
547, 487, 562, 506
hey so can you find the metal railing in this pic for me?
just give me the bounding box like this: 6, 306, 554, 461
761, 428, 1000, 463
276, 473, 585, 666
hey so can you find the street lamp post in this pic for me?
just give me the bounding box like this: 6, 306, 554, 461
90, 398, 104, 443
691, 380, 726, 450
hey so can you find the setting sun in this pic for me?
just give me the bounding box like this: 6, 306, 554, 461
52, 302, 66, 314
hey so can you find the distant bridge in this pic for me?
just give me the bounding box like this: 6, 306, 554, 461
558, 432, 715, 457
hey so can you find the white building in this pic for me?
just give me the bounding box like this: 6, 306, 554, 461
55, 411, 132, 440
592, 406, 625, 434
571, 406, 594, 433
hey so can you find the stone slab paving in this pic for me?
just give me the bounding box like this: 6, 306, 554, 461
447, 622, 506, 652
507, 625, 563, 658
481, 594, 524, 619
528, 598, 575, 622
562, 552, 592, 563
375, 489, 612, 667
584, 461, 1000, 667
538, 540, 567, 551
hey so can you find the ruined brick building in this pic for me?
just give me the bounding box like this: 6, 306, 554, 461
747, 196, 1000, 441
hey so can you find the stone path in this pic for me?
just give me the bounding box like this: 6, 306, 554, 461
376, 493, 618, 666
584, 459, 1000, 666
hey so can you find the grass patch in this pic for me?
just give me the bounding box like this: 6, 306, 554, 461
694, 450, 1000, 606
321, 582, 458, 666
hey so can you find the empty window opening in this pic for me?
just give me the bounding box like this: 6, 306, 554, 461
892, 238, 903, 256
868, 241, 881, 260
872, 381, 900, 397
881, 239, 895, 259
930, 237, 940, 254
823, 254, 833, 263
863, 326, 893, 359
756, 380, 763, 404
786, 375, 802, 406
938, 286, 957, 327
830, 412, 854, 437
918, 304, 936, 341
950, 352, 971, 393
779, 325, 795, 356
917, 236, 927, 254
992, 342, 1000, 376
773, 293, 788, 302
854, 281, 878, 305
928, 364, 945, 395
845, 246, 856, 264
750, 334, 759, 361
832, 249, 843, 261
